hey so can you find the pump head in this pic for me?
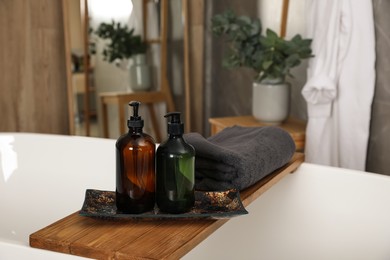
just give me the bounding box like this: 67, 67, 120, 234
165, 112, 184, 135
128, 101, 144, 128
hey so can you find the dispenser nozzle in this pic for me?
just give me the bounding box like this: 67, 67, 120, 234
165, 112, 184, 135
129, 101, 141, 120
128, 101, 144, 128
164, 112, 181, 123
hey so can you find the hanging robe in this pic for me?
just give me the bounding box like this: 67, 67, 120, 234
301, 0, 376, 170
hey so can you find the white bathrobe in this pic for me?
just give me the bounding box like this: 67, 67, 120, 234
302, 0, 376, 170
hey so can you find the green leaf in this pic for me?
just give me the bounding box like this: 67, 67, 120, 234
266, 29, 279, 40
262, 60, 272, 69
237, 15, 251, 25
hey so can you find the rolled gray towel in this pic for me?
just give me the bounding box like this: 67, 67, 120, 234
183, 126, 295, 191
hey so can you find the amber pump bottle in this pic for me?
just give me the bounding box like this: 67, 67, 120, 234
156, 112, 195, 213
116, 101, 155, 214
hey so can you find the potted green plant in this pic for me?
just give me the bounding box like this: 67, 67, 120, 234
95, 21, 151, 91
212, 10, 313, 124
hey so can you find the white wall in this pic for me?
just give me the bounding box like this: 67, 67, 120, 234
258, 0, 308, 119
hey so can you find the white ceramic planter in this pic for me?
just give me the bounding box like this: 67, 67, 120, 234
129, 54, 151, 91
252, 81, 290, 124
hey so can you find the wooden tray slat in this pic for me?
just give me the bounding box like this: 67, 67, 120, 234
30, 153, 304, 259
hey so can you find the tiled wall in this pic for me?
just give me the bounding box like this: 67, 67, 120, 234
366, 0, 390, 175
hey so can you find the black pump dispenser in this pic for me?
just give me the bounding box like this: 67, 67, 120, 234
128, 101, 144, 128
156, 111, 195, 213
165, 112, 184, 135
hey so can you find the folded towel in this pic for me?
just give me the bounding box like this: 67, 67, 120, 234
183, 126, 295, 191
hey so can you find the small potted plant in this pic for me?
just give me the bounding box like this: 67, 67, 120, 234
212, 10, 313, 124
95, 21, 151, 91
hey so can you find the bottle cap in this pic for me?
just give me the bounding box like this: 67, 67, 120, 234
128, 101, 144, 128
165, 112, 184, 135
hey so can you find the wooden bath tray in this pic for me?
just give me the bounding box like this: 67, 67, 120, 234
30, 153, 304, 259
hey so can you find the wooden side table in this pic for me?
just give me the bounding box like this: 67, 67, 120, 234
209, 116, 306, 152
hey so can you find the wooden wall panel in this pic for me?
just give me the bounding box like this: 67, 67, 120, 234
186, 0, 204, 134
0, 0, 69, 134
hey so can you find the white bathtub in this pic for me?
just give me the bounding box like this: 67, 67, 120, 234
185, 163, 390, 260
1, 133, 390, 259
0, 133, 116, 259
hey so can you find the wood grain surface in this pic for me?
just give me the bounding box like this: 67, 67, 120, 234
30, 153, 303, 259
0, 0, 69, 134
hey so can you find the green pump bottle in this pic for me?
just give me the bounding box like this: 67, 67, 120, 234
156, 112, 195, 213
116, 101, 155, 214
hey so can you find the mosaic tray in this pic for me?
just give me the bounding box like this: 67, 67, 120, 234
79, 189, 248, 220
